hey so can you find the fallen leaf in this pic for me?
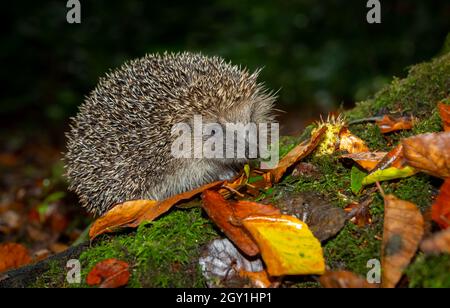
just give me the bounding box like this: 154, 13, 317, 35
320, 271, 377, 288
86, 258, 130, 288
89, 180, 223, 239
0, 243, 32, 273
269, 126, 326, 183
341, 152, 387, 171
201, 190, 280, 256
402, 132, 450, 178
438, 102, 450, 132
338, 127, 369, 154
242, 214, 325, 276
351, 166, 367, 195
431, 178, 450, 229
375, 115, 414, 134
199, 238, 268, 288
345, 195, 373, 227
371, 144, 407, 171
381, 195, 424, 288
274, 192, 346, 242
420, 228, 450, 254
362, 166, 417, 186
291, 162, 321, 179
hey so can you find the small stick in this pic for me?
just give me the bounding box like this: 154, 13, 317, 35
222, 185, 245, 198
375, 181, 385, 198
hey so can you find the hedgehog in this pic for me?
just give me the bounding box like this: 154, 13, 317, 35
65, 52, 276, 216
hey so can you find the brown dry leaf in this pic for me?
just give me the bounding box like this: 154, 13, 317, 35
376, 115, 414, 134
0, 243, 32, 273
89, 180, 223, 239
341, 152, 387, 171
275, 192, 346, 242
420, 228, 450, 254
382, 194, 424, 288
431, 178, 450, 229
270, 126, 326, 183
438, 102, 450, 132
338, 127, 369, 154
201, 190, 281, 256
345, 196, 373, 227
86, 258, 130, 288
371, 144, 407, 171
320, 271, 377, 288
402, 132, 450, 178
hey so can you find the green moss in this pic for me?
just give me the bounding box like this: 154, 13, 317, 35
324, 222, 382, 276
30, 260, 69, 288
387, 174, 437, 211
407, 254, 450, 288
76, 208, 218, 288
347, 52, 450, 122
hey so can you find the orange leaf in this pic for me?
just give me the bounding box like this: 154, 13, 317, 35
420, 228, 450, 254
86, 258, 130, 288
320, 271, 378, 288
402, 132, 450, 178
376, 115, 414, 134
201, 190, 280, 256
238, 269, 273, 288
381, 195, 424, 288
341, 152, 387, 171
0, 243, 32, 273
431, 178, 450, 229
338, 127, 369, 154
438, 102, 450, 132
270, 126, 326, 183
89, 180, 223, 239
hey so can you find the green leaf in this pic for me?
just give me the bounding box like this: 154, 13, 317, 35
351, 166, 367, 195
362, 166, 417, 185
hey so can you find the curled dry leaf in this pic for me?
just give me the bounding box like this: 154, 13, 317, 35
438, 102, 450, 132
431, 178, 450, 229
269, 126, 326, 183
381, 194, 424, 288
0, 243, 32, 273
86, 258, 130, 288
345, 195, 373, 227
199, 238, 270, 288
375, 115, 415, 134
402, 132, 450, 178
320, 271, 377, 288
242, 214, 325, 276
341, 152, 387, 171
89, 180, 223, 239
275, 192, 346, 242
371, 144, 407, 171
420, 228, 450, 254
201, 190, 280, 257
338, 127, 369, 154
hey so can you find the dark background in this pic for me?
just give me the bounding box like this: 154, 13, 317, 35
2, 0, 449, 137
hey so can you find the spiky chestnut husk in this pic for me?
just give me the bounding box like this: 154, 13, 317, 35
65, 52, 276, 216
311, 114, 346, 156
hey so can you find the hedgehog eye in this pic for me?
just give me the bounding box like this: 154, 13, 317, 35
211, 129, 216, 135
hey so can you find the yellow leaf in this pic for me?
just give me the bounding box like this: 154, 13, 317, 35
242, 214, 325, 276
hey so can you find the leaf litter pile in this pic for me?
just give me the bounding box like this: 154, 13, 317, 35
70, 101, 450, 288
